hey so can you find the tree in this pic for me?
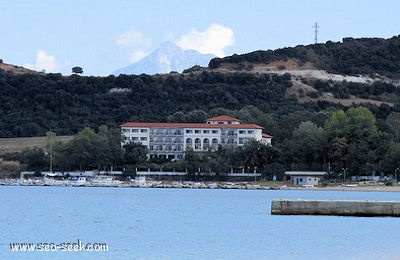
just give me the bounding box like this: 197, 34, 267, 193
20, 148, 48, 173
239, 140, 279, 172
55, 126, 123, 171
386, 112, 400, 142
283, 121, 327, 170
72, 66, 83, 74
324, 106, 386, 176
382, 142, 400, 173
183, 149, 202, 175
324, 109, 348, 136
123, 142, 148, 166
346, 106, 377, 136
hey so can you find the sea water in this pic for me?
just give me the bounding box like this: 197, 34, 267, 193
1, 186, 399, 259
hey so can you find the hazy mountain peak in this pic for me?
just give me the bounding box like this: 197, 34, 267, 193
114, 42, 215, 75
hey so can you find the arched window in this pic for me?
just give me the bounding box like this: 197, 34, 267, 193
195, 138, 201, 150
212, 138, 219, 150
186, 138, 193, 149
203, 138, 210, 150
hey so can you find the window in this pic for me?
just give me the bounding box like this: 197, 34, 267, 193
203, 138, 210, 149
140, 137, 147, 141
132, 129, 139, 133
195, 130, 201, 133
141, 129, 147, 133
203, 130, 210, 134
186, 138, 193, 148
211, 138, 219, 150
186, 130, 193, 133
195, 138, 201, 150
212, 130, 218, 134
247, 130, 254, 134
132, 137, 139, 141
239, 130, 246, 134
122, 129, 130, 133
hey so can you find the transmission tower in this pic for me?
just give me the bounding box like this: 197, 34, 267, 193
313, 21, 319, 44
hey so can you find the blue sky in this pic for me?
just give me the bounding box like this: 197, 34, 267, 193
1, 0, 399, 76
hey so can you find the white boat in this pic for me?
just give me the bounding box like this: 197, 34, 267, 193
95, 177, 122, 187
42, 176, 68, 186
70, 177, 87, 186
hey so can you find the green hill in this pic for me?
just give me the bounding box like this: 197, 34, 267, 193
0, 35, 399, 141
209, 35, 400, 78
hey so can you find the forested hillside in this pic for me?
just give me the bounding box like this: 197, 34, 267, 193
0, 71, 295, 137
0, 35, 399, 140
209, 35, 400, 78
1, 35, 400, 178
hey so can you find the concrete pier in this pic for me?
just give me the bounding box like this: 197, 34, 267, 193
271, 200, 400, 217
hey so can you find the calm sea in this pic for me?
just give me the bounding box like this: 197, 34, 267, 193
1, 186, 399, 260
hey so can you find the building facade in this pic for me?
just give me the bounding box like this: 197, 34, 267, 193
120, 115, 272, 160
284, 171, 327, 186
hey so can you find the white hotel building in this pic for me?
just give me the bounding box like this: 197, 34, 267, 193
120, 115, 272, 160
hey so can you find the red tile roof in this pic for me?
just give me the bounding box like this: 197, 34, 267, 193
262, 133, 273, 138
120, 122, 263, 129
206, 115, 241, 122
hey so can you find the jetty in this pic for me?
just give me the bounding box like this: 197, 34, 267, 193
271, 199, 400, 217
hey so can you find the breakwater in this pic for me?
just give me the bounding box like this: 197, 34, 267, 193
271, 199, 400, 217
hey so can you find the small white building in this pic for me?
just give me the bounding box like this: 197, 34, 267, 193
285, 171, 326, 186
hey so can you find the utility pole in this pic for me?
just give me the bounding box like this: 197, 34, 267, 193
342, 168, 347, 183
46, 131, 56, 173
313, 21, 319, 44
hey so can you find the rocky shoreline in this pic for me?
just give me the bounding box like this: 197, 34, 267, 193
0, 177, 399, 192
0, 178, 276, 190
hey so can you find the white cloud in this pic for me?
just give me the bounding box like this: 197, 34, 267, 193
24, 50, 58, 72
116, 30, 151, 47
129, 49, 150, 63
176, 23, 234, 57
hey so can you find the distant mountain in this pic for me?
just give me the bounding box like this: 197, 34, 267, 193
114, 42, 215, 75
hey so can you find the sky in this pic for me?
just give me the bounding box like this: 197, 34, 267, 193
1, 0, 399, 76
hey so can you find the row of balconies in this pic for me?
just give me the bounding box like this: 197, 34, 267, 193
149, 139, 184, 144
150, 132, 184, 136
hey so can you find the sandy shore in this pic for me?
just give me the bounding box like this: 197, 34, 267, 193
284, 184, 400, 192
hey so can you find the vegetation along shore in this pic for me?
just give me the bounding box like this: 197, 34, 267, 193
1, 36, 400, 182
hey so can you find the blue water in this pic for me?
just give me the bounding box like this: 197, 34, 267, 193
1, 186, 399, 259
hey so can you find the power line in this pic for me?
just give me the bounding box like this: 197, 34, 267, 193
313, 21, 319, 44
